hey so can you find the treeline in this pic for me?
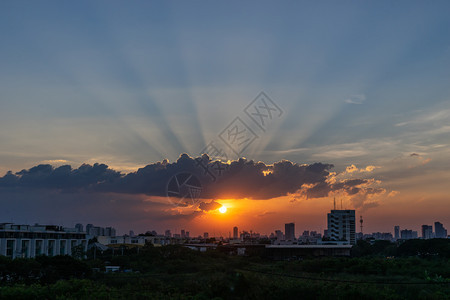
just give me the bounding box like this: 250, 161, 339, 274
351, 238, 450, 258
0, 255, 91, 285
0, 240, 449, 299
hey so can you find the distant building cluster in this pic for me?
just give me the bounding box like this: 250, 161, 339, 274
392, 222, 447, 241
268, 209, 355, 246
83, 223, 116, 237
1, 210, 447, 260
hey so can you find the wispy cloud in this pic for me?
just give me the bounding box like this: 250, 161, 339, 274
344, 94, 366, 105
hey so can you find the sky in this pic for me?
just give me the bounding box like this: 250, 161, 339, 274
0, 1, 449, 236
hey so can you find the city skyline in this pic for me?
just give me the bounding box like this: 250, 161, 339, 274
1, 1, 450, 235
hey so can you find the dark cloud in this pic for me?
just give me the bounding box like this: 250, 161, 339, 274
0, 154, 336, 200
198, 200, 222, 212
0, 153, 384, 206
0, 163, 121, 190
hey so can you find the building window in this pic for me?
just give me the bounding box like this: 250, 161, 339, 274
48, 240, 55, 256
60, 240, 66, 255
35, 240, 43, 256
21, 240, 30, 258
6, 240, 15, 258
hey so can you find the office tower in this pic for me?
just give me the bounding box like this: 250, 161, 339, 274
421, 225, 433, 239
285, 223, 295, 241
204, 232, 209, 239
394, 226, 400, 240
233, 226, 238, 239
327, 210, 356, 245
165, 230, 171, 237
434, 222, 447, 238
181, 229, 186, 238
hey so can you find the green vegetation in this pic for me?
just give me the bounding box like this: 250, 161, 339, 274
1, 240, 449, 299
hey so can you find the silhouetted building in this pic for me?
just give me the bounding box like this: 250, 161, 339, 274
394, 226, 400, 240
285, 223, 295, 241
181, 230, 186, 239
400, 229, 418, 240
86, 224, 93, 235
104, 227, 116, 237
434, 222, 447, 238
327, 210, 356, 245
165, 230, 171, 237
233, 226, 238, 239
75, 223, 84, 233
275, 230, 284, 241
203, 232, 209, 239
370, 232, 394, 241
422, 225, 433, 239
298, 230, 322, 244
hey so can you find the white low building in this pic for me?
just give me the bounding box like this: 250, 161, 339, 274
0, 223, 88, 259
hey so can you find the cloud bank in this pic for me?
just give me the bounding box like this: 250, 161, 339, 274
0, 154, 338, 200
0, 154, 387, 202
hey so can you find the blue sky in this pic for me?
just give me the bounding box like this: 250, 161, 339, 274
0, 1, 449, 232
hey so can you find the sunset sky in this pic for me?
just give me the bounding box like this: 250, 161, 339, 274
1, 1, 449, 236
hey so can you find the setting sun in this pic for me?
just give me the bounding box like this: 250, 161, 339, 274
219, 206, 227, 214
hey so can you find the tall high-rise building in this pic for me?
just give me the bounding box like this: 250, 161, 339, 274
203, 232, 209, 239
233, 226, 238, 239
327, 210, 356, 245
421, 225, 433, 239
394, 226, 400, 240
165, 230, 171, 237
435, 222, 447, 238
181, 229, 186, 238
285, 223, 295, 241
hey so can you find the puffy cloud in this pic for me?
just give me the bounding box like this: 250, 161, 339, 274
0, 163, 121, 190
388, 190, 400, 197
0, 154, 388, 212
345, 164, 378, 173
0, 154, 337, 201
